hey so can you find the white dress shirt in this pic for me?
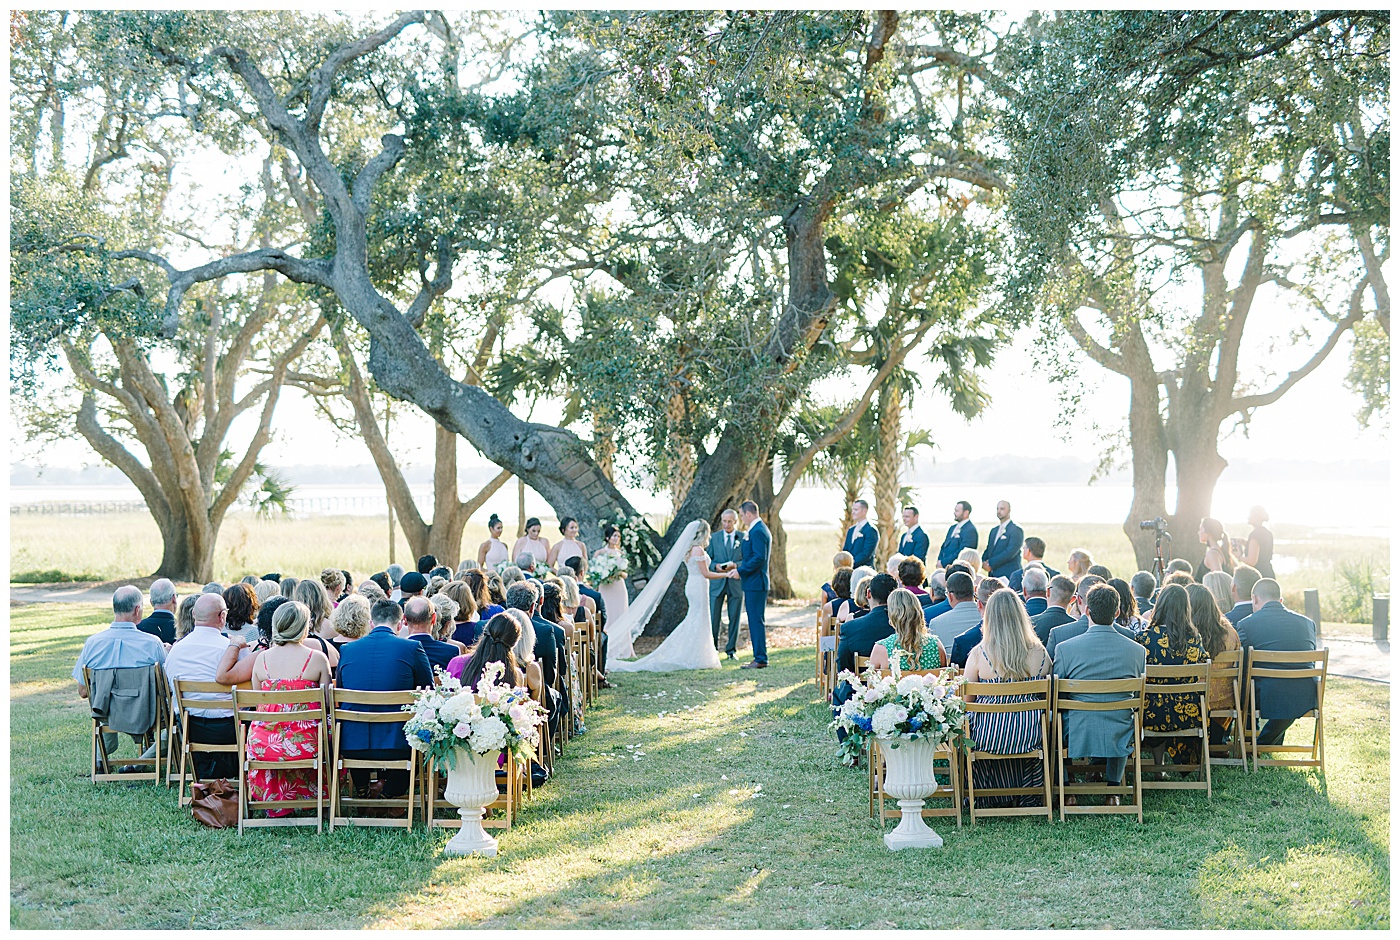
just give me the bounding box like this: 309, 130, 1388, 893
164, 626, 234, 717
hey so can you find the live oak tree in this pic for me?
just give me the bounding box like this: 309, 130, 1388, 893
9, 12, 324, 581
1000, 11, 1389, 568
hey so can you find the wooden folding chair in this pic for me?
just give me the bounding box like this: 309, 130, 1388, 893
329, 689, 420, 830
174, 679, 239, 806
1140, 663, 1211, 796
232, 686, 329, 833
963, 677, 1053, 823
1053, 676, 1145, 822
1247, 649, 1327, 775
872, 737, 963, 829
85, 665, 167, 784
821, 619, 843, 700
531, 683, 555, 777
163, 679, 184, 788
424, 749, 523, 833
1207, 650, 1248, 770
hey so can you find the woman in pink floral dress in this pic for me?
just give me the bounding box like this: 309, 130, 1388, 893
246, 601, 332, 815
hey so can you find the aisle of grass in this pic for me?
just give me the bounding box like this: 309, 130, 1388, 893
9, 603, 1389, 928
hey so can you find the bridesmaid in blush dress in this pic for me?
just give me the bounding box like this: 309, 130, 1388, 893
512, 517, 551, 567
548, 516, 589, 569
478, 513, 511, 569
593, 524, 632, 658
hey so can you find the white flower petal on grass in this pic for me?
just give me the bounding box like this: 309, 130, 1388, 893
728, 788, 739, 795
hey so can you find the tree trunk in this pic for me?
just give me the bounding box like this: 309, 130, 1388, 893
873, 381, 902, 566
838, 477, 858, 552
1165, 421, 1228, 570
666, 388, 695, 517
753, 455, 793, 599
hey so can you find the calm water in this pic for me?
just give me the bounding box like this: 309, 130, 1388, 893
9, 480, 1390, 535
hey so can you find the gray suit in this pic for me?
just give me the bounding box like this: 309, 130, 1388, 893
708, 529, 745, 654
1052, 622, 1147, 784
928, 601, 981, 649
1045, 615, 1136, 660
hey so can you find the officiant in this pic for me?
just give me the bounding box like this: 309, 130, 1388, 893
708, 509, 745, 660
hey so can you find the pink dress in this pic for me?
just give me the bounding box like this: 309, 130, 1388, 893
246, 652, 327, 814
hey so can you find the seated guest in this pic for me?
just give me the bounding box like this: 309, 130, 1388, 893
561, 557, 604, 629
454, 613, 525, 690
203, 582, 224, 594
279, 577, 298, 599
559, 574, 607, 682
320, 568, 347, 607
1225, 565, 1261, 626
417, 554, 438, 576
242, 601, 333, 816
928, 572, 980, 649
398, 571, 429, 600
1186, 582, 1241, 748
1021, 566, 1049, 617
515, 552, 537, 575
1131, 570, 1157, 615
822, 551, 855, 602
1088, 564, 1113, 581
165, 593, 238, 780
370, 571, 393, 597
843, 567, 877, 623
832, 574, 898, 706
824, 567, 856, 622
486, 572, 509, 610
1164, 570, 1195, 588
329, 594, 371, 654
897, 557, 929, 598
507, 582, 563, 723
430, 565, 452, 581
1109, 578, 1145, 633
403, 596, 458, 672
441, 580, 480, 647
501, 565, 525, 587
294, 578, 340, 671
1030, 575, 1077, 646
948, 576, 1003, 667
385, 564, 405, 601
254, 579, 280, 604
1236, 578, 1318, 747
1202, 571, 1234, 617
358, 580, 388, 602
885, 553, 907, 578
335, 599, 433, 798
175, 595, 198, 642
868, 588, 946, 673
427, 592, 466, 655
222, 582, 261, 644
74, 586, 168, 769
1066, 549, 1093, 581
542, 581, 585, 734
957, 547, 982, 574
923, 571, 950, 618
464, 568, 504, 623
1052, 584, 1148, 805
1046, 576, 1135, 658
137, 579, 178, 644
1008, 537, 1058, 591
964, 588, 1051, 807
1167, 558, 1193, 576
1133, 584, 1208, 768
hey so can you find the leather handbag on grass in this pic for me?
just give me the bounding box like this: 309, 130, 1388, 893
190, 779, 239, 829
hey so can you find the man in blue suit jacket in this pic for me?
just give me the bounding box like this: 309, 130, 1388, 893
1226, 566, 1262, 626
981, 500, 1025, 580
708, 510, 745, 659
1021, 565, 1050, 617
1029, 575, 1077, 647
936, 500, 978, 568
833, 574, 898, 706
402, 597, 459, 672
897, 506, 930, 563
1008, 537, 1058, 591
842, 499, 879, 569
737, 501, 771, 668
1236, 579, 1318, 746
336, 598, 434, 797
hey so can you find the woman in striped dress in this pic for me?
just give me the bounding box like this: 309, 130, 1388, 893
963, 589, 1051, 807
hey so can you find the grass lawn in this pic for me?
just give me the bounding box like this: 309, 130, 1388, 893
10, 603, 1390, 929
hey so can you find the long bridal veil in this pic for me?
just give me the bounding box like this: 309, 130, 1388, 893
606, 519, 703, 653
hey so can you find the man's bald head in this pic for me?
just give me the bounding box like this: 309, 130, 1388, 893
403, 595, 436, 628
192, 592, 227, 627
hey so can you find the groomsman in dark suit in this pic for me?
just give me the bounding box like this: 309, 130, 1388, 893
897, 506, 930, 563
1008, 537, 1057, 591
981, 500, 1025, 580
842, 499, 879, 569
936, 500, 978, 568
708, 509, 745, 659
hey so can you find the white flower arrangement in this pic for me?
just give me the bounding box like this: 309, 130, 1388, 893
830, 658, 968, 767
596, 513, 661, 574
587, 550, 628, 587
496, 558, 552, 579
403, 663, 548, 770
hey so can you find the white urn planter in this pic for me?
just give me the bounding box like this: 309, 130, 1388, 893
443, 748, 500, 857
879, 736, 944, 851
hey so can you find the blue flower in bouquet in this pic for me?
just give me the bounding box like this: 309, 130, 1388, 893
908, 716, 925, 731
853, 714, 873, 733
416, 728, 434, 742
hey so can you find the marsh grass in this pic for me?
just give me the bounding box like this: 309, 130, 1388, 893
9, 604, 1389, 929
8, 515, 1389, 623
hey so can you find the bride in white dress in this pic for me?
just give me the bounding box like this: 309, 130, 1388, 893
608, 520, 739, 673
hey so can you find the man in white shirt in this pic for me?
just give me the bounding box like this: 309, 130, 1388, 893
164, 592, 237, 779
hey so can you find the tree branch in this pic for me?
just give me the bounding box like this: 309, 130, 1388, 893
305, 12, 428, 138
1063, 309, 1130, 375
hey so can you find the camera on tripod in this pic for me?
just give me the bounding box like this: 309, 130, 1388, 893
1138, 516, 1169, 535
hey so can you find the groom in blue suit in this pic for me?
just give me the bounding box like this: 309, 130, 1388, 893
937, 500, 978, 568
736, 500, 771, 669
708, 509, 745, 659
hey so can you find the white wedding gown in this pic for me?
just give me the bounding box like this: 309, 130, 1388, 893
609, 545, 722, 673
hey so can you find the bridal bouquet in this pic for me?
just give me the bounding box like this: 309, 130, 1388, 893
587, 551, 627, 587
495, 558, 552, 579
830, 664, 968, 767
403, 664, 548, 770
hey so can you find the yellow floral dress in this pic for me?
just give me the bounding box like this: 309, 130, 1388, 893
1135, 623, 1207, 764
